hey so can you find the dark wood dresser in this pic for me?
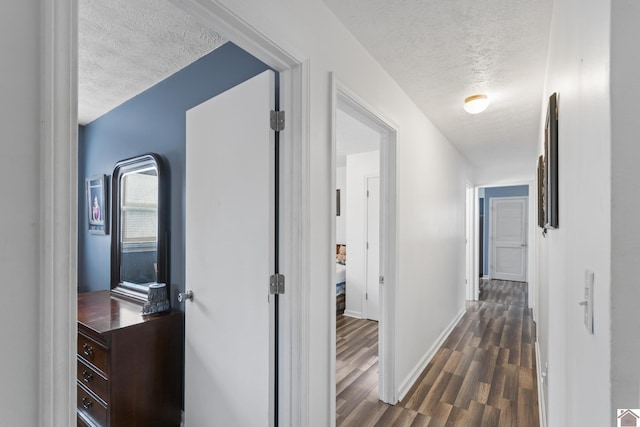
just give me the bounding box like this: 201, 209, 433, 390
77, 291, 183, 427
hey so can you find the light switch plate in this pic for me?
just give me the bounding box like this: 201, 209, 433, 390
584, 270, 594, 334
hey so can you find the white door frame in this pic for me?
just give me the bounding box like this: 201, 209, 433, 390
331, 76, 398, 405
41, 1, 310, 426
472, 183, 536, 312
465, 184, 475, 301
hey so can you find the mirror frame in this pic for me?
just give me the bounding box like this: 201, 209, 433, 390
110, 153, 168, 302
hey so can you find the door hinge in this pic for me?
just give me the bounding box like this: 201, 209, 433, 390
365, 292, 368, 300
379, 276, 385, 284
270, 110, 285, 132
366, 242, 369, 249
269, 273, 285, 295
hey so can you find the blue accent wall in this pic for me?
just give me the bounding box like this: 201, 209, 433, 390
78, 42, 271, 306
482, 185, 529, 275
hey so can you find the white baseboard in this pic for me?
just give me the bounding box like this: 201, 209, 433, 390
535, 341, 547, 427
343, 310, 362, 319
397, 308, 466, 401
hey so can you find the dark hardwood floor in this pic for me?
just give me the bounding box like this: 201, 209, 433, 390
336, 279, 539, 427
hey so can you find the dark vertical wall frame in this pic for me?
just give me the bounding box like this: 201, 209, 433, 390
545, 92, 559, 229
478, 199, 484, 277
78, 42, 271, 303
537, 155, 545, 228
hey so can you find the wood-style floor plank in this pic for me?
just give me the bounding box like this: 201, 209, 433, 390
337, 279, 540, 427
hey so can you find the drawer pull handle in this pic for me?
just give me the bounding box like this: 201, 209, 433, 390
82, 343, 93, 357
82, 370, 93, 383
82, 396, 93, 410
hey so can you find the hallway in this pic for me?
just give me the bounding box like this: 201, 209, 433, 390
336, 279, 539, 426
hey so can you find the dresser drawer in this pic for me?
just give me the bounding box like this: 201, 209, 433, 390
77, 333, 109, 375
77, 358, 108, 403
77, 384, 107, 427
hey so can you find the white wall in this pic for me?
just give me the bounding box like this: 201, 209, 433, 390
344, 151, 379, 318
204, 1, 471, 423
536, 0, 612, 425
0, 1, 40, 425
335, 166, 346, 244
610, 0, 640, 413
475, 163, 535, 187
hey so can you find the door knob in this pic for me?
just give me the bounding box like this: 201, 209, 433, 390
178, 290, 193, 303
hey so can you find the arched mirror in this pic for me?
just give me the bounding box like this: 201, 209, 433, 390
111, 153, 168, 302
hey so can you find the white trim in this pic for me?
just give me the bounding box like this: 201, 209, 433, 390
277, 59, 311, 427
332, 76, 399, 406
465, 185, 474, 301
535, 341, 547, 427
343, 310, 363, 319
397, 308, 466, 401
46, 1, 311, 426
329, 75, 338, 427
473, 188, 481, 301
40, 0, 78, 425
169, 0, 302, 72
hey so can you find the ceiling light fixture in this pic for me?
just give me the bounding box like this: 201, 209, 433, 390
464, 94, 489, 114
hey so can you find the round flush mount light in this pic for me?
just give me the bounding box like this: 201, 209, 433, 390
464, 94, 489, 114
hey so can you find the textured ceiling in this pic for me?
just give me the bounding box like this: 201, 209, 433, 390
323, 0, 554, 176
79, 0, 554, 179
78, 0, 226, 125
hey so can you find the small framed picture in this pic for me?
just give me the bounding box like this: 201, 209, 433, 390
86, 175, 108, 235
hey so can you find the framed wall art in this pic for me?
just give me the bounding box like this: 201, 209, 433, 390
86, 174, 109, 234
537, 155, 545, 228
544, 92, 559, 229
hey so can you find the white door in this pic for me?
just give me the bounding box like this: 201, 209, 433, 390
490, 197, 528, 282
185, 70, 275, 427
364, 176, 380, 321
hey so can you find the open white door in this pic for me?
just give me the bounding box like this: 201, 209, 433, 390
490, 197, 528, 282
365, 176, 380, 321
185, 70, 275, 427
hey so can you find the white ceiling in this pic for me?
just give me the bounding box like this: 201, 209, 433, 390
78, 0, 226, 125
79, 0, 554, 179
322, 0, 554, 174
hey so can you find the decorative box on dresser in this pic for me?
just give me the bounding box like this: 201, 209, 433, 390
77, 291, 183, 427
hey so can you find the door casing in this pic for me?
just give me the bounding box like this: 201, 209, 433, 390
41, 1, 310, 425
331, 76, 398, 405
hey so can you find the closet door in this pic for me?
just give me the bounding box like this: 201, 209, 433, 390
490, 197, 528, 282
